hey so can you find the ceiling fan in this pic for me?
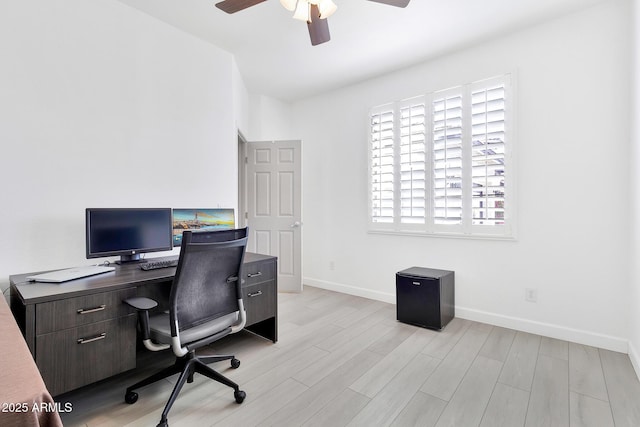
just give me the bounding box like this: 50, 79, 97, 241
214, 0, 411, 46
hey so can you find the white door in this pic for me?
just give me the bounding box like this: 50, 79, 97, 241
246, 140, 302, 293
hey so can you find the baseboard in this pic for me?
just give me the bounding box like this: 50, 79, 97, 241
455, 306, 628, 353
304, 276, 628, 354
630, 340, 640, 381
304, 277, 396, 304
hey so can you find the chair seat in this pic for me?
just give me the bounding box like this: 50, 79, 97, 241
149, 312, 239, 346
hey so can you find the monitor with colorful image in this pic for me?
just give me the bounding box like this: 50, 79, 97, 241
172, 208, 235, 246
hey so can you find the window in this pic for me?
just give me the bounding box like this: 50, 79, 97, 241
399, 99, 426, 224
368, 75, 513, 238
370, 106, 395, 223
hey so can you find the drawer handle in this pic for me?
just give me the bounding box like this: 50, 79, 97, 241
248, 290, 263, 298
77, 305, 106, 315
247, 272, 262, 278
412, 282, 421, 286
77, 333, 106, 345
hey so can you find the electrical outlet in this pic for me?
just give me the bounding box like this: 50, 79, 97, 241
525, 288, 538, 303
329, 261, 335, 271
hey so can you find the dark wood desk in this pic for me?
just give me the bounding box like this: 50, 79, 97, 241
9, 253, 277, 396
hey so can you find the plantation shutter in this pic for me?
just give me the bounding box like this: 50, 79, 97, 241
368, 74, 512, 237
432, 92, 463, 225
471, 80, 507, 225
399, 98, 426, 224
370, 107, 395, 223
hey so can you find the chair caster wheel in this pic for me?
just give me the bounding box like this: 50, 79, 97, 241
124, 391, 138, 404
231, 358, 241, 369
234, 390, 246, 404
156, 420, 168, 427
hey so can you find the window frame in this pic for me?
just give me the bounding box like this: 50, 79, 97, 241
367, 74, 515, 240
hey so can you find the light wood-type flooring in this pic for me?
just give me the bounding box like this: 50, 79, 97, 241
59, 286, 640, 427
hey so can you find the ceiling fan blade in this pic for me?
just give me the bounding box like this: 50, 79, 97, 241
215, 0, 267, 14
366, 0, 410, 7
307, 5, 330, 46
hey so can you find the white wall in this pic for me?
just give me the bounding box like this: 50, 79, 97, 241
0, 0, 242, 282
233, 60, 251, 139
294, 0, 631, 352
630, 0, 640, 375
247, 94, 294, 141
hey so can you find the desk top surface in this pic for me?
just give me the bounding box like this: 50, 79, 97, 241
10, 252, 275, 305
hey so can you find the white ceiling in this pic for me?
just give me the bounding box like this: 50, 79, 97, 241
115, 0, 604, 101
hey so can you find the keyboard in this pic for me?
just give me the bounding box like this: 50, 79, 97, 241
140, 257, 179, 271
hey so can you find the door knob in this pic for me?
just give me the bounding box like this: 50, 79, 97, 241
290, 221, 303, 228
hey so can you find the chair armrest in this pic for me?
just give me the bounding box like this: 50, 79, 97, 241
123, 297, 158, 311
123, 297, 169, 352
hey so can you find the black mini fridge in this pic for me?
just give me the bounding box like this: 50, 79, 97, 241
396, 267, 455, 330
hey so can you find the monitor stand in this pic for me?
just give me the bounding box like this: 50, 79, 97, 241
116, 254, 147, 265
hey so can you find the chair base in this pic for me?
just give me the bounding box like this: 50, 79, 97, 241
125, 351, 245, 427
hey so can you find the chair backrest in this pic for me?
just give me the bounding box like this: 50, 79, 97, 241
169, 228, 248, 337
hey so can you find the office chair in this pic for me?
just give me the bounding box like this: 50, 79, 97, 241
123, 228, 249, 427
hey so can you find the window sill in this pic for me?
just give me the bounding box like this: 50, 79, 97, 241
367, 229, 516, 241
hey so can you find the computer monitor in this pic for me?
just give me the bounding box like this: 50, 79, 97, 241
86, 208, 173, 264
172, 208, 235, 246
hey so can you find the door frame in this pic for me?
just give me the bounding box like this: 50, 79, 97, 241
237, 131, 248, 229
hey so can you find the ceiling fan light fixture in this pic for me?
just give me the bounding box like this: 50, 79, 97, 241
292, 1, 310, 21
215, 0, 411, 47
317, 0, 337, 18
280, 0, 297, 12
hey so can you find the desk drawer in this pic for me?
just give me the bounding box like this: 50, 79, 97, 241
36, 315, 136, 396
243, 260, 276, 287
35, 288, 135, 335
242, 281, 276, 326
